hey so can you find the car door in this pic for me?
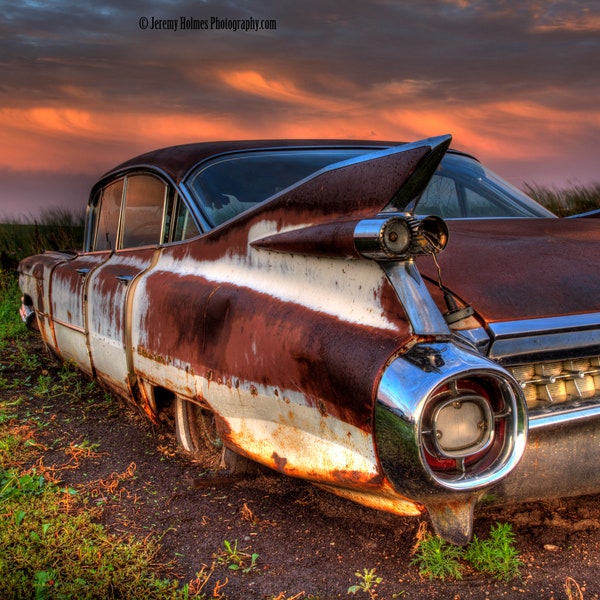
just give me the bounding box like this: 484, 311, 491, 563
50, 252, 110, 375
47, 186, 116, 374
86, 173, 168, 395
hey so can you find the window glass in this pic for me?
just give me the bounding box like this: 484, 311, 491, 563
188, 150, 368, 227
414, 154, 555, 218
84, 190, 101, 252
162, 188, 176, 244
415, 174, 462, 218
95, 180, 124, 251
173, 199, 200, 241
121, 175, 166, 248
464, 186, 515, 217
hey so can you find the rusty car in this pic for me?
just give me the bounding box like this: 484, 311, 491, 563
18, 135, 600, 544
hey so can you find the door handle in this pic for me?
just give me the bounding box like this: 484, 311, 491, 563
116, 275, 134, 284
76, 268, 90, 276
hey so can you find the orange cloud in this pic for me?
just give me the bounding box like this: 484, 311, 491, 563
1, 71, 598, 180
0, 107, 246, 172
382, 98, 600, 162
531, 9, 600, 32
217, 69, 359, 113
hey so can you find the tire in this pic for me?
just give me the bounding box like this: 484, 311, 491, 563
174, 397, 264, 474
174, 397, 222, 454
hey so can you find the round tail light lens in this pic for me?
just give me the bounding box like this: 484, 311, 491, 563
422, 377, 512, 478
432, 395, 493, 457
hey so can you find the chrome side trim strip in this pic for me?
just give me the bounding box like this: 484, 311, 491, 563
529, 403, 600, 430
488, 313, 600, 362
490, 313, 600, 338
52, 317, 86, 334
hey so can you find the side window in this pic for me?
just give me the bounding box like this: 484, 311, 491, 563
172, 199, 200, 241
121, 175, 166, 248
417, 174, 462, 218
94, 180, 124, 251
463, 186, 515, 217
87, 173, 200, 252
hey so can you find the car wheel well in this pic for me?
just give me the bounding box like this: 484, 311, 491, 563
152, 386, 176, 416
168, 394, 265, 475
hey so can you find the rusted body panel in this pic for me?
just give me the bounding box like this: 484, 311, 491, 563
19, 251, 75, 356
50, 253, 110, 374
86, 248, 157, 395
132, 244, 411, 491
128, 147, 426, 498
419, 219, 600, 323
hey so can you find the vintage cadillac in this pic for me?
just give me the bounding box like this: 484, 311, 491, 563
18, 135, 600, 544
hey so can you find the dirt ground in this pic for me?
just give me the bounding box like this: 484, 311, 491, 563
3, 336, 600, 600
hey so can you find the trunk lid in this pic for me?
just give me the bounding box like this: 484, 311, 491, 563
418, 218, 600, 324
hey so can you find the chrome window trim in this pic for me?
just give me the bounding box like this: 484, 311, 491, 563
454, 327, 491, 354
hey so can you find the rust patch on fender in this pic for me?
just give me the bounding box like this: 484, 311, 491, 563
271, 452, 288, 471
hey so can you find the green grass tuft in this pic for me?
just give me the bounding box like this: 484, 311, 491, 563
411, 522, 522, 581
0, 270, 25, 349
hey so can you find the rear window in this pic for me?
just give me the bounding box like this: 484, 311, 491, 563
187, 149, 369, 227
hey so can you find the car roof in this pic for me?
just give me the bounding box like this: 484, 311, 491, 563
102, 139, 402, 183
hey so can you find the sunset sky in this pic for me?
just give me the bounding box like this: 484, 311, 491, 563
1, 0, 599, 219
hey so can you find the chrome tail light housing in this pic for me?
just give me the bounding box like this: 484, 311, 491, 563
375, 342, 528, 496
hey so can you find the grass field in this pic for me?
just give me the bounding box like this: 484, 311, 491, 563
0, 208, 84, 268
524, 182, 600, 218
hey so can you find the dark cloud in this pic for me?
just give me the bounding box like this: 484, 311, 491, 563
0, 0, 598, 216
3, 0, 598, 111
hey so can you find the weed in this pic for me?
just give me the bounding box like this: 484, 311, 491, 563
0, 374, 18, 390
0, 401, 17, 424
215, 539, 259, 573
0, 469, 46, 502
0, 400, 205, 599
11, 339, 43, 371
30, 361, 97, 402
411, 521, 522, 581
0, 405, 39, 468
71, 438, 101, 454
181, 561, 231, 599
525, 182, 600, 217
0, 211, 84, 263
348, 568, 383, 598
464, 522, 522, 581
0, 270, 25, 348
34, 374, 53, 396
411, 530, 464, 580
33, 568, 58, 600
